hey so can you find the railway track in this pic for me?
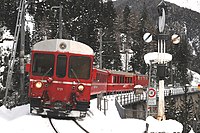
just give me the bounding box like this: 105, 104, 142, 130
48, 117, 89, 133
48, 118, 58, 133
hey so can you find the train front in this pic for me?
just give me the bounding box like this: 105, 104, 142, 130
26, 39, 94, 118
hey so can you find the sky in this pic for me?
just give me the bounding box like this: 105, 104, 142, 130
0, 94, 187, 133
165, 0, 200, 13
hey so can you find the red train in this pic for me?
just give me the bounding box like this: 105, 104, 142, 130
25, 39, 148, 118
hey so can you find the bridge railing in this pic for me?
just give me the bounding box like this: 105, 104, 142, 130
115, 86, 199, 119
115, 95, 146, 119
115, 92, 146, 119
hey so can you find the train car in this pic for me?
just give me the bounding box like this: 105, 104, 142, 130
91, 68, 108, 95
25, 39, 149, 118
26, 39, 94, 118
136, 74, 149, 87
107, 70, 136, 93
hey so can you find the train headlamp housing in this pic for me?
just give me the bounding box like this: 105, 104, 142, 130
59, 42, 67, 50
77, 84, 84, 92
35, 81, 43, 89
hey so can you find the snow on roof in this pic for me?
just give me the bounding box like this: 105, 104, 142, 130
144, 52, 172, 64
32, 39, 94, 55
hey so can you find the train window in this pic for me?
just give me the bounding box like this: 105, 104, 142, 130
129, 77, 133, 83
116, 76, 118, 83
113, 76, 117, 83
120, 76, 124, 83
32, 53, 54, 76
68, 56, 91, 80
125, 77, 128, 83
56, 55, 67, 78
127, 77, 129, 83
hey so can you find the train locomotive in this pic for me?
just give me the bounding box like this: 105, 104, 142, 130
26, 39, 148, 118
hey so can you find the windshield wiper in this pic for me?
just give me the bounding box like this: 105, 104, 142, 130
70, 68, 80, 83
42, 67, 53, 79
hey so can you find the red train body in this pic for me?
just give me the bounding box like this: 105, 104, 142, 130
91, 68, 108, 95
26, 39, 148, 118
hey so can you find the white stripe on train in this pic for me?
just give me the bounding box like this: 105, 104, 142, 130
30, 79, 135, 87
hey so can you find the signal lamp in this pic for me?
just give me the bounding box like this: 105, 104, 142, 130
171, 34, 180, 44
35, 81, 43, 89
77, 84, 84, 92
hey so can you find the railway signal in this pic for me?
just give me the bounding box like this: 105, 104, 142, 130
148, 88, 157, 106
171, 34, 181, 44
143, 33, 152, 43
198, 84, 200, 90
148, 88, 156, 98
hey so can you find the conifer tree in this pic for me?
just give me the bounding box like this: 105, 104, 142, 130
129, 2, 148, 74
101, 1, 122, 70
122, 5, 130, 34
177, 87, 195, 133
2, 0, 18, 34
174, 33, 193, 86
28, 0, 102, 51
165, 97, 178, 119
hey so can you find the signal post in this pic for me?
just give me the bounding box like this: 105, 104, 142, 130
144, 0, 180, 120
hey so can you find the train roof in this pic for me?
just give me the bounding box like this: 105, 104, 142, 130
107, 69, 136, 77
93, 68, 108, 73
32, 39, 94, 55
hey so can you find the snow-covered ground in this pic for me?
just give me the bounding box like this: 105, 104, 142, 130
0, 95, 185, 133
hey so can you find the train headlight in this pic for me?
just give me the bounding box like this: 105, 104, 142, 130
35, 81, 43, 89
77, 84, 84, 92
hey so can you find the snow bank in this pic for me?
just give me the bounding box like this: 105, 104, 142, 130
0, 104, 30, 120
146, 116, 183, 132
0, 95, 183, 133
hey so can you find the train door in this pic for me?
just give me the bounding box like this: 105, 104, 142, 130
47, 54, 68, 102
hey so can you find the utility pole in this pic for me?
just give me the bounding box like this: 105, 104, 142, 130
51, 5, 63, 39
120, 34, 132, 72
58, 5, 63, 39
99, 28, 104, 69
19, 1, 25, 103
4, 0, 26, 106
125, 50, 128, 72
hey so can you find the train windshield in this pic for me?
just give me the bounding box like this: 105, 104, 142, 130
32, 53, 55, 76
68, 56, 91, 80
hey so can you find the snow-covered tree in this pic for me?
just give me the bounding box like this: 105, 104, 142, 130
101, 1, 122, 70
165, 97, 178, 120
177, 87, 195, 133
28, 0, 122, 69
129, 2, 149, 74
